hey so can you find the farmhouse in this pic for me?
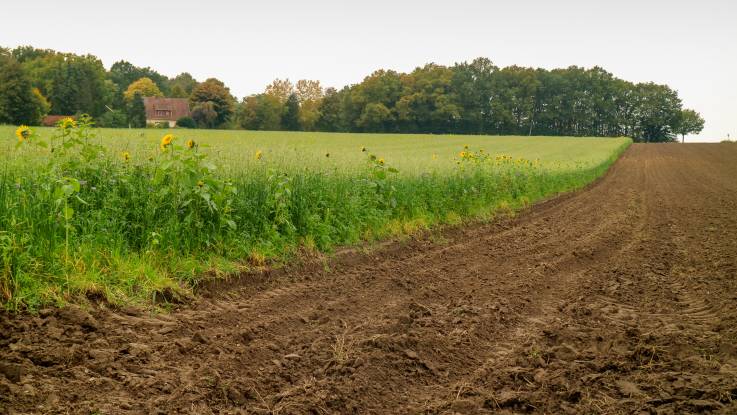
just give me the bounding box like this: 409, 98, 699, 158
143, 97, 191, 127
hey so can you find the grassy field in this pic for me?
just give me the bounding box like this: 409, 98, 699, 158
2, 127, 626, 172
0, 124, 630, 310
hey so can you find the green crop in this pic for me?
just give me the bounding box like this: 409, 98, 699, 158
0, 122, 630, 310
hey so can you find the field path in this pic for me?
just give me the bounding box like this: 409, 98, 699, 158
2, 144, 736, 414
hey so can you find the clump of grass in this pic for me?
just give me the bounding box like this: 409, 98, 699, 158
0, 122, 631, 310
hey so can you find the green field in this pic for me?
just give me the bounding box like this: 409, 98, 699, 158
0, 124, 630, 310
2, 127, 627, 172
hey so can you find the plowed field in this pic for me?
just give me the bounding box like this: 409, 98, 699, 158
2, 143, 736, 414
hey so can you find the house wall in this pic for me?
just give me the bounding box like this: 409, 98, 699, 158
147, 119, 177, 128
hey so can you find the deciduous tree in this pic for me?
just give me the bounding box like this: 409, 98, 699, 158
0, 51, 48, 124
125, 92, 146, 128
282, 93, 301, 131
265, 78, 295, 104
190, 78, 236, 128
673, 109, 705, 143
123, 77, 163, 101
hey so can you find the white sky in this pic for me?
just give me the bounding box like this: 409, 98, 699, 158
2, 0, 735, 141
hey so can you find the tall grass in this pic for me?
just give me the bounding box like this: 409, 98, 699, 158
0, 123, 631, 310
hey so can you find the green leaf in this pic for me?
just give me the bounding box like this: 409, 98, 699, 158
62, 184, 75, 197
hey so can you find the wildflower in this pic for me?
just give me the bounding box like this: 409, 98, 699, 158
185, 139, 195, 149
15, 125, 31, 143
459, 151, 467, 158
378, 158, 385, 165
464, 144, 469, 150
59, 117, 76, 130
122, 151, 131, 162
432, 154, 438, 160
361, 146, 367, 152
160, 134, 174, 151
255, 150, 263, 160
197, 180, 204, 188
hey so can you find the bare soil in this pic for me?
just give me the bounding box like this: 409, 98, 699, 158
2, 143, 736, 414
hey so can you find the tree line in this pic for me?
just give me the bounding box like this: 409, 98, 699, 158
1, 47, 703, 142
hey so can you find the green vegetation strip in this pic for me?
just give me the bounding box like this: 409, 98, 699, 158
0, 124, 631, 310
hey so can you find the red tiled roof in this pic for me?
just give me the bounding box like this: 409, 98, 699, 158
143, 97, 191, 121
42, 115, 75, 127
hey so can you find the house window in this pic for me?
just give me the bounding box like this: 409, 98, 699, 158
155, 110, 172, 117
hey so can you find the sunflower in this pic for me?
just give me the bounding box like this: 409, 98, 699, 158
122, 151, 131, 162
197, 180, 204, 188
432, 153, 438, 160
361, 146, 367, 152
59, 117, 76, 130
255, 150, 263, 160
185, 139, 196, 149
378, 158, 385, 165
160, 134, 174, 151
15, 125, 32, 143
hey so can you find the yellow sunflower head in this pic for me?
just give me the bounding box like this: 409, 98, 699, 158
122, 151, 131, 162
255, 150, 263, 160
160, 134, 174, 151
197, 180, 204, 188
378, 158, 385, 165
59, 117, 76, 130
186, 139, 195, 149
15, 125, 32, 143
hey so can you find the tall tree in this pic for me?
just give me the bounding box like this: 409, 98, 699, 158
123, 77, 163, 101
673, 109, 705, 143
316, 87, 345, 132
632, 83, 682, 142
265, 78, 295, 104
0, 50, 48, 124
21, 53, 109, 116
237, 94, 283, 131
125, 92, 146, 128
282, 93, 301, 131
451, 57, 497, 134
108, 60, 170, 95
191, 101, 219, 129
296, 79, 323, 131
189, 78, 236, 128
169, 72, 198, 98
395, 64, 460, 133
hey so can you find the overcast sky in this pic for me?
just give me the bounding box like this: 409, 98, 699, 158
2, 0, 735, 141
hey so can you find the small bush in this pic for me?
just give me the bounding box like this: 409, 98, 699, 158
176, 116, 197, 129
96, 110, 128, 128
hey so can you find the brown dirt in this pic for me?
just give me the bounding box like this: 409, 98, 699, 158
2, 143, 736, 414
